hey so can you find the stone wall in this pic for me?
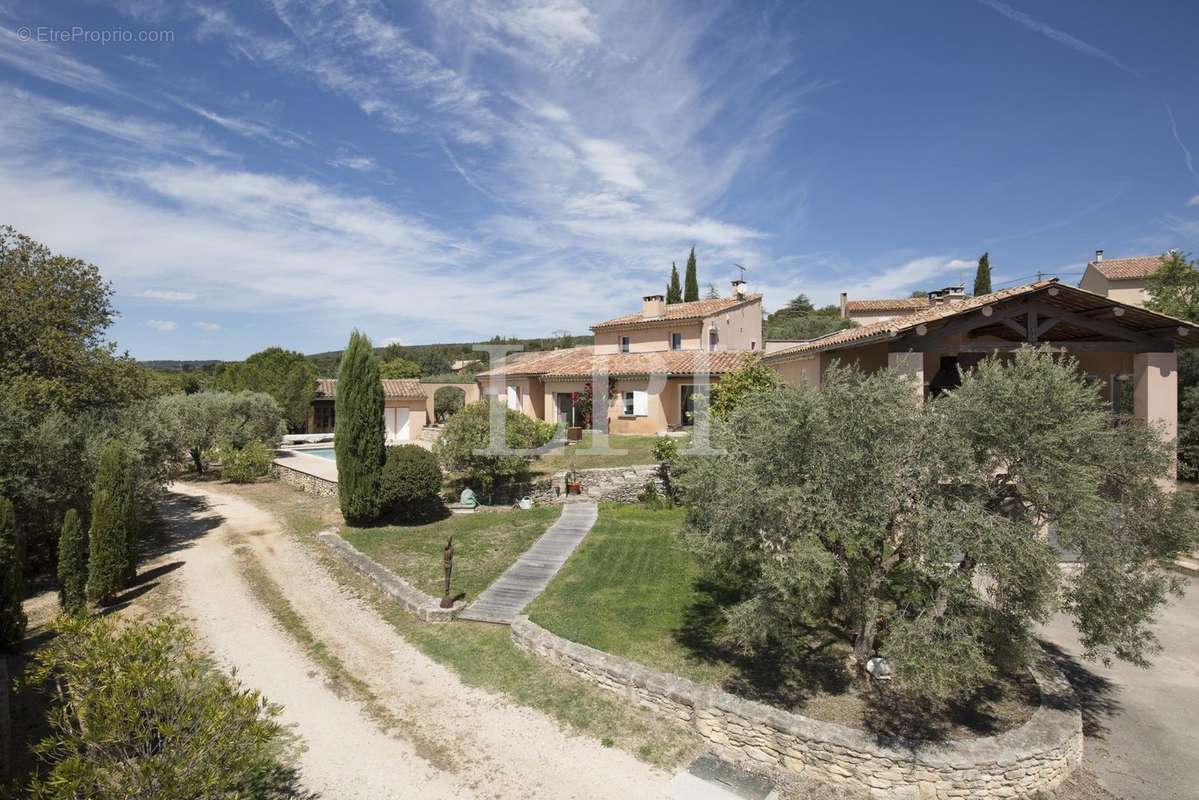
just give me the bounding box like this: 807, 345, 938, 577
272, 462, 337, 497
527, 465, 665, 506
315, 530, 461, 623
511, 617, 1082, 800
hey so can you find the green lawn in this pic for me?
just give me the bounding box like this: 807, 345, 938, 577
526, 505, 733, 686
341, 506, 560, 601
531, 432, 665, 476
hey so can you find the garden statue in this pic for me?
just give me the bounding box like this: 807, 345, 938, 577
440, 537, 454, 609
459, 487, 477, 508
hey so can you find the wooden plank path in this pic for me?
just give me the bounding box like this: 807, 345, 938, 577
458, 501, 598, 625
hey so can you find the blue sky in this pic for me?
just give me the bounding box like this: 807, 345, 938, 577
1, 0, 1197, 360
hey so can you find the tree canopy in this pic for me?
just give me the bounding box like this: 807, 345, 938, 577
379, 357, 423, 379
1145, 250, 1199, 320
764, 297, 853, 341
215, 347, 318, 434
435, 400, 555, 501
336, 331, 387, 523
684, 247, 700, 302
667, 262, 682, 304
681, 347, 1198, 706
973, 252, 992, 296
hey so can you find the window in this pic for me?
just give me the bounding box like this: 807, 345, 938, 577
506, 385, 521, 408
620, 335, 630, 353
622, 390, 648, 417
670, 332, 682, 350
708, 328, 718, 350
750, 341, 757, 351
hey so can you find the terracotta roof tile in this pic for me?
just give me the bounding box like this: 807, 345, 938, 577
763, 280, 1199, 361
314, 378, 426, 399
591, 294, 762, 330
1088, 255, 1165, 280
845, 297, 930, 312
478, 346, 755, 378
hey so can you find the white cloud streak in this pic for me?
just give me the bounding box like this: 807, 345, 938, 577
146, 319, 178, 331
1165, 103, 1199, 192
194, 321, 221, 331
140, 289, 197, 301
975, 0, 1138, 77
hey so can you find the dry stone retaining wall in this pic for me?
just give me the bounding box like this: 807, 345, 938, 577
511, 616, 1082, 800
526, 465, 665, 506
315, 530, 461, 623
272, 462, 337, 497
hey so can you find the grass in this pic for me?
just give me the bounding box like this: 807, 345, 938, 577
341, 506, 560, 600
531, 432, 663, 476
237, 481, 698, 769
527, 505, 732, 686
528, 504, 1040, 741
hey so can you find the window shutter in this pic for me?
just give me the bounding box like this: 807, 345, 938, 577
506, 385, 518, 407
633, 390, 648, 416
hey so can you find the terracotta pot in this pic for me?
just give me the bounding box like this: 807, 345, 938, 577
565, 481, 583, 495
566, 426, 583, 442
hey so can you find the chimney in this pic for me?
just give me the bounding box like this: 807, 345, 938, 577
642, 294, 665, 319
839, 292, 848, 319
730, 279, 746, 298
1095, 249, 1104, 262
942, 285, 965, 303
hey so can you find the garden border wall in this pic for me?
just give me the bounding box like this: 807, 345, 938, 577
315, 530, 461, 623
272, 461, 337, 497
510, 616, 1082, 800
527, 464, 665, 505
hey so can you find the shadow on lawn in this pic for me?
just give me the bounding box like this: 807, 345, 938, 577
673, 576, 851, 708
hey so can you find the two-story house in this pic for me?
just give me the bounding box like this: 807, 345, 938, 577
1077, 250, 1168, 307
476, 281, 763, 434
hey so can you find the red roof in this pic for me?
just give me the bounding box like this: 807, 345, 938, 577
477, 347, 754, 378
1087, 255, 1166, 281
845, 298, 931, 313
591, 295, 762, 331
315, 378, 426, 399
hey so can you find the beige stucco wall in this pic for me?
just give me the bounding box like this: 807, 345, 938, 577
846, 309, 914, 326
384, 397, 427, 440
476, 375, 543, 420
421, 382, 480, 422
594, 323, 703, 354
703, 298, 763, 352
1078, 266, 1147, 306
770, 355, 821, 388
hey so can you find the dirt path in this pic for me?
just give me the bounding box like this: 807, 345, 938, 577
164, 482, 671, 800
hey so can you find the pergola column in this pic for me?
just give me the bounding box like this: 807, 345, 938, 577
888, 351, 925, 401
1134, 352, 1178, 480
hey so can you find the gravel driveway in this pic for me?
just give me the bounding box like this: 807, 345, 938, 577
1041, 574, 1199, 800
163, 482, 672, 800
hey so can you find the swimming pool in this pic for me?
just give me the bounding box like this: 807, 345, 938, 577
296, 447, 336, 461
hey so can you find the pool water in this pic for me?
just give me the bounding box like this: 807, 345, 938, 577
298, 447, 336, 460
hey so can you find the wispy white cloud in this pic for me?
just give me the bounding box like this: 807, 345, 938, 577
178, 100, 309, 148
0, 25, 121, 94
146, 319, 178, 331
328, 153, 377, 171
193, 321, 220, 331
1165, 103, 1199, 193
975, 0, 1138, 76
1188, 195, 1199, 208
140, 289, 197, 302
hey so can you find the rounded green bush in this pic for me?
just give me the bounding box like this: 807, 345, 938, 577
382, 444, 443, 518
222, 441, 274, 483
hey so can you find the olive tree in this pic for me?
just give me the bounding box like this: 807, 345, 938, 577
156, 391, 285, 474
435, 400, 555, 501
681, 347, 1198, 704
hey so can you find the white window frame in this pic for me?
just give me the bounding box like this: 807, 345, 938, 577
670, 332, 682, 350
619, 335, 630, 353
506, 384, 521, 408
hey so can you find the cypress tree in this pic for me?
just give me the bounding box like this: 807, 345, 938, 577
58, 509, 88, 615
87, 441, 134, 604
667, 262, 682, 304
973, 252, 992, 296
684, 246, 700, 302
335, 330, 387, 523
0, 497, 26, 652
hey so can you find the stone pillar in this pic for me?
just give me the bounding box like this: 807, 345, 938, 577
1134, 352, 1178, 480
888, 351, 925, 401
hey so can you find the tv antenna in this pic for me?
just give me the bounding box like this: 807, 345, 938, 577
733, 263, 749, 282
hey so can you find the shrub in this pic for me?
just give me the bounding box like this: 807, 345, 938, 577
156, 390, 285, 474
435, 399, 555, 501
57, 508, 87, 615
433, 385, 466, 423
0, 496, 26, 651
25, 615, 300, 800
382, 445, 444, 518
652, 437, 678, 463
709, 356, 780, 420
86, 440, 136, 604
637, 478, 669, 510
335, 331, 387, 524
222, 440, 275, 483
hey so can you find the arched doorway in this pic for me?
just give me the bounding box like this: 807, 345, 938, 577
433, 385, 467, 423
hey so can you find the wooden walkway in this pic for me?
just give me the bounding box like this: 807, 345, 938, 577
458, 501, 598, 625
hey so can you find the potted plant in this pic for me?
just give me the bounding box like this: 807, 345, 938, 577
564, 456, 582, 495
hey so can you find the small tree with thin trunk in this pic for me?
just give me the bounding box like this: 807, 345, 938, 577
335, 330, 387, 524
682, 347, 1199, 707
0, 496, 26, 651
58, 508, 88, 615
973, 252, 992, 296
